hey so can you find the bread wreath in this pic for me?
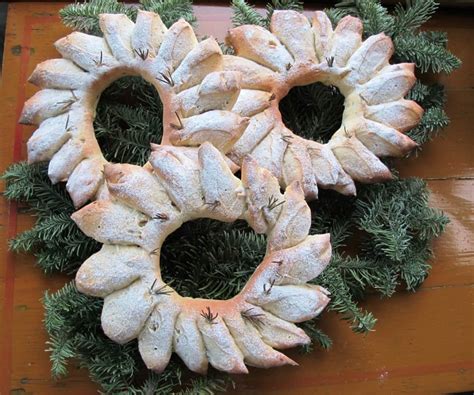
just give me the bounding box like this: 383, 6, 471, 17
72, 142, 331, 374
19, 8, 423, 375
21, 10, 422, 205
224, 11, 422, 198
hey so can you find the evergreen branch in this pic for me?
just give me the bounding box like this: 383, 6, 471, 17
298, 321, 333, 352
324, 7, 351, 27
317, 266, 377, 333
406, 81, 446, 110
393, 0, 438, 36
419, 30, 448, 47
265, 0, 303, 23
394, 33, 461, 74
280, 82, 345, 143
355, 179, 448, 289
2, 162, 74, 216
140, 0, 196, 27
407, 106, 449, 145
161, 222, 267, 300
357, 0, 394, 36
231, 0, 266, 27
334, 0, 395, 36
59, 0, 135, 36
406, 80, 431, 104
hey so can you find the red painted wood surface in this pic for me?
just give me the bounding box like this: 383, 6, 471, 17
0, 3, 473, 394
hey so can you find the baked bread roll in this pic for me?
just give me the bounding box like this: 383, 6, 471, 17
73, 142, 332, 373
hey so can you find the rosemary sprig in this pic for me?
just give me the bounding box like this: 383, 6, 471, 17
134, 48, 149, 61
205, 200, 221, 211
200, 306, 219, 324
169, 112, 184, 130
263, 278, 276, 295
267, 195, 285, 211
241, 308, 265, 329
281, 134, 294, 144
156, 69, 175, 87
93, 51, 104, 67
153, 213, 169, 221
326, 56, 335, 67
58, 99, 76, 112
149, 279, 173, 296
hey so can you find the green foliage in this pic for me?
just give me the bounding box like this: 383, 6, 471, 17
298, 322, 332, 352
60, 0, 135, 35
161, 220, 267, 299
407, 106, 449, 146
2, 161, 73, 215
140, 0, 196, 27
392, 0, 438, 35
2, 162, 100, 273
355, 179, 448, 289
95, 77, 163, 165
265, 0, 303, 21
231, 0, 302, 28
280, 83, 345, 144
231, 0, 266, 27
334, 0, 395, 35
393, 33, 461, 73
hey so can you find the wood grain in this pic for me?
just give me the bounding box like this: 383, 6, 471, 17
0, 2, 473, 394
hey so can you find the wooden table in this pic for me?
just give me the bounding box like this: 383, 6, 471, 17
0, 3, 473, 394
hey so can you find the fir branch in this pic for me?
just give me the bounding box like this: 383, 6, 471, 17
407, 106, 449, 145
2, 162, 74, 216
406, 81, 446, 110
265, 0, 303, 23
324, 7, 351, 27
406, 80, 430, 104
60, 0, 135, 36
298, 321, 333, 353
419, 30, 449, 47
161, 221, 266, 299
140, 0, 196, 27
316, 265, 377, 333
334, 0, 395, 36
392, 0, 438, 36
394, 33, 461, 74
279, 82, 345, 143
357, 0, 394, 36
231, 0, 266, 27
355, 179, 448, 291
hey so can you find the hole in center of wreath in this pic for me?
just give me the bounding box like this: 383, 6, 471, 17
279, 82, 345, 144
160, 218, 266, 300
94, 76, 163, 166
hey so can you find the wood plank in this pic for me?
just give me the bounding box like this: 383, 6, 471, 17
396, 90, 474, 180
422, 179, 474, 288
229, 286, 474, 394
